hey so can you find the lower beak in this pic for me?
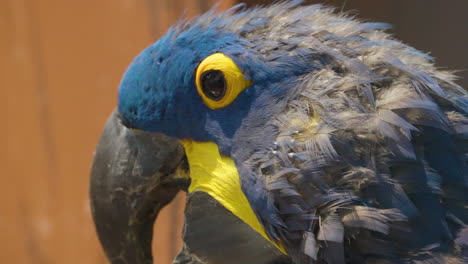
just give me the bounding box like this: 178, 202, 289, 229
90, 111, 289, 264
89, 111, 188, 263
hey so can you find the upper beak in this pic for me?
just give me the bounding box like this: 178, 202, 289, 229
89, 110, 188, 263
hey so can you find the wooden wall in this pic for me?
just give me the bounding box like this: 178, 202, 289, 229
3, 0, 466, 263
2, 1, 232, 263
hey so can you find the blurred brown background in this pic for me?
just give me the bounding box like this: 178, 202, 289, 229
2, 0, 467, 263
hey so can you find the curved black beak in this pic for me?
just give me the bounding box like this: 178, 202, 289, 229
90, 111, 290, 264
90, 111, 188, 264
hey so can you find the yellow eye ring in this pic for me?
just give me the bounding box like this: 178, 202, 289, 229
195, 53, 252, 110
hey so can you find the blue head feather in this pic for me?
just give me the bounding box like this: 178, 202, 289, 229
118, 13, 315, 151
119, 25, 247, 141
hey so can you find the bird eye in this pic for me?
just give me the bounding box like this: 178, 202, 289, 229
200, 70, 226, 101
195, 53, 252, 110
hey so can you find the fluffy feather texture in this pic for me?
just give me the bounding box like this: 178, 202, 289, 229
119, 2, 468, 263
198, 2, 468, 263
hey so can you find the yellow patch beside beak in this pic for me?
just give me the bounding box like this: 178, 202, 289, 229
180, 140, 286, 254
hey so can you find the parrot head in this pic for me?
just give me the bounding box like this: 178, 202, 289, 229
117, 27, 256, 144
91, 3, 468, 264
117, 18, 313, 151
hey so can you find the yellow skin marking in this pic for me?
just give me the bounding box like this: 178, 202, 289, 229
180, 140, 286, 254
195, 53, 252, 110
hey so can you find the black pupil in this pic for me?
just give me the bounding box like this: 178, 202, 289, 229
200, 70, 226, 101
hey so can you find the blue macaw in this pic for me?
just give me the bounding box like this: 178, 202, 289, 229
90, 2, 468, 264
